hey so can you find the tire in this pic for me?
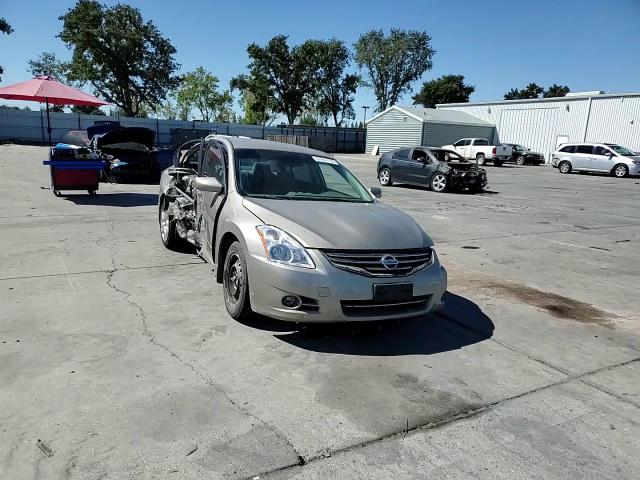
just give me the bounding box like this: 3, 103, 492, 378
378, 167, 392, 186
159, 201, 180, 250
612, 164, 629, 178
444, 153, 450, 161
558, 161, 572, 174
516, 156, 526, 166
222, 242, 251, 320
430, 172, 448, 193
476, 154, 486, 166
493, 160, 504, 167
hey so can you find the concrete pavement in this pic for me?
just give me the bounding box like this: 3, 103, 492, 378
0, 145, 638, 479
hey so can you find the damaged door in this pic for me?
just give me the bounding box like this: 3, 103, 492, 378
195, 140, 227, 263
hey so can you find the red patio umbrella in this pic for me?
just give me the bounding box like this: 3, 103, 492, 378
0, 75, 110, 144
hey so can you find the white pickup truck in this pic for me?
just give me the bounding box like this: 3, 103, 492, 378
441, 138, 513, 166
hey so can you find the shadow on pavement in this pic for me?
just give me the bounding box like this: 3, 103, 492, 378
65, 192, 158, 207
238, 292, 494, 356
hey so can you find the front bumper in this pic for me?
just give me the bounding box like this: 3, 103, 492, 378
246, 249, 447, 323
628, 163, 640, 176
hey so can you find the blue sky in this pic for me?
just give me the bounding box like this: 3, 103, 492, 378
1, 0, 639, 119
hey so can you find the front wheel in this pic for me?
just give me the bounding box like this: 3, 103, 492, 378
613, 164, 629, 178
378, 167, 392, 186
516, 156, 526, 166
558, 161, 572, 174
223, 242, 252, 320
430, 172, 448, 193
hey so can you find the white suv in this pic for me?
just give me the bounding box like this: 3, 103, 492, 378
552, 142, 640, 177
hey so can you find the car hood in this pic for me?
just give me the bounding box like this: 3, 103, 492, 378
94, 127, 155, 153
242, 198, 433, 250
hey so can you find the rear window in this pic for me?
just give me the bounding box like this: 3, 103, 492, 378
474, 139, 489, 146
559, 145, 575, 153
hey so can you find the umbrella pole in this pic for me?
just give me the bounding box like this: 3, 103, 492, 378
46, 98, 52, 145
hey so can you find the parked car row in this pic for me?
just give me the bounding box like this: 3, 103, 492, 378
441, 138, 546, 166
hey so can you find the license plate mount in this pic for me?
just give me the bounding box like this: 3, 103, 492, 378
373, 283, 413, 302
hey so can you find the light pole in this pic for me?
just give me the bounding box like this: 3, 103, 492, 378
362, 106, 370, 126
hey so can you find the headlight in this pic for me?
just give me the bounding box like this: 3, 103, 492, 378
255, 225, 315, 269
632, 160, 640, 165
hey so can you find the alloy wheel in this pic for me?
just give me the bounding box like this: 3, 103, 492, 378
379, 169, 390, 185
614, 165, 628, 178
225, 254, 243, 306
160, 209, 170, 242
431, 173, 447, 192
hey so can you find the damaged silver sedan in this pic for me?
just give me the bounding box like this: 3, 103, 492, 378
159, 136, 447, 323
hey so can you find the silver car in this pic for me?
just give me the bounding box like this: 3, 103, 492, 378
159, 136, 447, 323
552, 142, 640, 177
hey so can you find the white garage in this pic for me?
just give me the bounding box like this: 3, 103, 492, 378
365, 105, 495, 154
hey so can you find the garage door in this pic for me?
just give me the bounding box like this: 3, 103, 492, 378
423, 123, 495, 148
498, 108, 559, 161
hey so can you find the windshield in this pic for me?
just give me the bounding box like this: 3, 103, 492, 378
514, 145, 528, 152
235, 148, 374, 202
607, 145, 636, 156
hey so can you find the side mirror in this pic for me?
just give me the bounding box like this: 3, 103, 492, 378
605, 151, 614, 157
370, 186, 382, 198
195, 176, 223, 193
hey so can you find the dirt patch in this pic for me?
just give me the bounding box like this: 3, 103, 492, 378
486, 281, 615, 327
447, 268, 616, 328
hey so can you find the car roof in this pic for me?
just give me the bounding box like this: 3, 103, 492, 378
206, 135, 331, 157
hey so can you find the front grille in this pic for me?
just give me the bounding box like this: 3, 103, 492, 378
322, 248, 433, 277
341, 295, 430, 317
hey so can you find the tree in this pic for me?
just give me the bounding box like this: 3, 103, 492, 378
412, 74, 475, 108
28, 52, 73, 82
544, 84, 570, 98
0, 17, 13, 81
231, 74, 277, 125
71, 105, 105, 115
242, 35, 315, 124
300, 39, 360, 126
174, 67, 233, 122
58, 0, 180, 117
354, 29, 434, 111
504, 83, 545, 100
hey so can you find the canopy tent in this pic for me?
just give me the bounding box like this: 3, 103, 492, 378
0, 76, 109, 144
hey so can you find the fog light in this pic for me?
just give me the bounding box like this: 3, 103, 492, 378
281, 295, 302, 309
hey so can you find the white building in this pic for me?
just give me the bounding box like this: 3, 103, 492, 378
437, 92, 640, 161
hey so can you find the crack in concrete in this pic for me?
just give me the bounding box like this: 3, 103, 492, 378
436, 311, 640, 410
97, 218, 305, 466
245, 356, 640, 480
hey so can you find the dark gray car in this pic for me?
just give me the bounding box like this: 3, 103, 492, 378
377, 147, 488, 193
158, 136, 447, 323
